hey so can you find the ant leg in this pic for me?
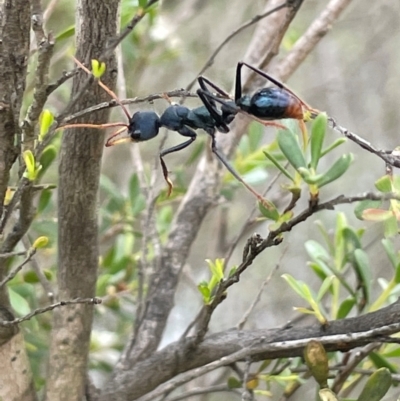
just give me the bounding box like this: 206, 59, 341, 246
72, 57, 132, 121
209, 134, 268, 205
197, 89, 232, 133
197, 76, 231, 98
159, 127, 197, 196
234, 62, 244, 102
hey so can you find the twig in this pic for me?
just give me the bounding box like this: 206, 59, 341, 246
331, 342, 381, 394
103, 0, 160, 58
46, 68, 80, 96
236, 245, 288, 330
185, 1, 289, 91
241, 359, 254, 401
0, 297, 102, 326
329, 116, 400, 168
0, 247, 36, 289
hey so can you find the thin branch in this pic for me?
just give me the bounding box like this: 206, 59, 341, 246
46, 68, 80, 96
0, 247, 36, 289
331, 342, 381, 394
329, 116, 400, 168
103, 0, 160, 58
185, 1, 289, 91
0, 297, 102, 326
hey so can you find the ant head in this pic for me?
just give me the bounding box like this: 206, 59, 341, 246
105, 111, 160, 147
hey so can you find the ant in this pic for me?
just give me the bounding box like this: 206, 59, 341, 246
197, 61, 320, 137
61, 58, 276, 203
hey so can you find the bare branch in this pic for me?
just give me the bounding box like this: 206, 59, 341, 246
0, 298, 102, 326
0, 247, 36, 289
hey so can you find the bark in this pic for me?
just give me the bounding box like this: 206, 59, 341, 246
0, 1, 37, 400
44, 1, 119, 400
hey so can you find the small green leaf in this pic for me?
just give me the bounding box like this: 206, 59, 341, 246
23, 150, 40, 181
315, 154, 353, 188
55, 25, 75, 42
369, 352, 397, 373
227, 377, 242, 389
258, 200, 280, 221
354, 249, 371, 303
38, 145, 57, 180
263, 150, 294, 181
310, 113, 327, 170
39, 110, 54, 140
316, 276, 334, 302
375, 175, 392, 193
277, 129, 307, 170
320, 138, 347, 158
282, 274, 307, 299
337, 298, 356, 319
357, 367, 392, 401
91, 59, 106, 78
198, 282, 211, 303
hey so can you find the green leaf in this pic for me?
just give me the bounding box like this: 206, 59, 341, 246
282, 274, 308, 299
227, 377, 242, 389
314, 154, 353, 188
375, 175, 392, 193
369, 352, 397, 373
320, 138, 347, 157
317, 276, 334, 302
336, 298, 356, 319
357, 367, 392, 401
198, 282, 211, 303
354, 249, 372, 303
277, 128, 307, 170
38, 145, 57, 180
263, 150, 294, 181
55, 25, 75, 42
91, 59, 106, 78
258, 200, 280, 221
23, 150, 40, 181
39, 110, 54, 140
310, 113, 327, 169
37, 189, 53, 214
9, 288, 30, 316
